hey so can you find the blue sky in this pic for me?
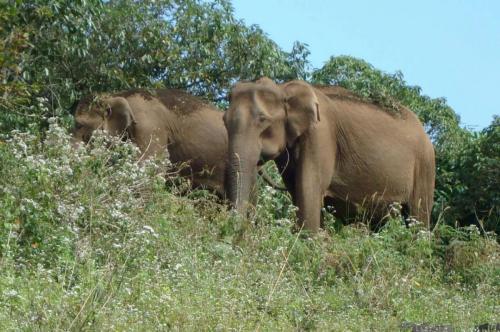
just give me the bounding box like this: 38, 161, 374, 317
231, 0, 499, 130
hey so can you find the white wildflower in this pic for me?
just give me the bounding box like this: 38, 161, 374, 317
4, 290, 18, 298
110, 209, 125, 220
142, 225, 158, 238
47, 116, 57, 124
389, 201, 402, 218
406, 217, 421, 227
20, 198, 40, 212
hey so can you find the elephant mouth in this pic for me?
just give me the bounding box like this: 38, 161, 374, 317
259, 151, 282, 165
258, 156, 274, 166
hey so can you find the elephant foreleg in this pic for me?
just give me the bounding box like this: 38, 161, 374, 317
295, 155, 323, 233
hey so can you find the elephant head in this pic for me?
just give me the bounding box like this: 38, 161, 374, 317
71, 95, 136, 145
223, 77, 320, 213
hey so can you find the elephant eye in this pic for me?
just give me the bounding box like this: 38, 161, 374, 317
261, 126, 274, 139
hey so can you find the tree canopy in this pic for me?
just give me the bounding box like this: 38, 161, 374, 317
1, 0, 307, 131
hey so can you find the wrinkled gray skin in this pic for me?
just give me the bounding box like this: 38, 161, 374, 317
72, 89, 228, 195
224, 78, 435, 232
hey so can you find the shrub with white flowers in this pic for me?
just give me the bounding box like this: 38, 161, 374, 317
0, 120, 168, 265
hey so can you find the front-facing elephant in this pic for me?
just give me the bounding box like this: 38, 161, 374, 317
224, 78, 435, 232
72, 89, 228, 196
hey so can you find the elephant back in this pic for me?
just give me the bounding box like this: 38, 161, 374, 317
314, 84, 408, 118
116, 89, 215, 116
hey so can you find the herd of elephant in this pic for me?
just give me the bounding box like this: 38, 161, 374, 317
71, 77, 435, 233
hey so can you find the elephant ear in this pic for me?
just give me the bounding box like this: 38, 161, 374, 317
283, 81, 320, 147
101, 96, 137, 139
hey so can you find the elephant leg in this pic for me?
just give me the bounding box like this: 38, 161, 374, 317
398, 170, 433, 228
409, 160, 434, 228
295, 155, 323, 233
409, 195, 432, 228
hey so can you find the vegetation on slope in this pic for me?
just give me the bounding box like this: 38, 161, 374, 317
0, 124, 498, 330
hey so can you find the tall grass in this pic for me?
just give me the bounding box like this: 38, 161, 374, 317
0, 122, 498, 331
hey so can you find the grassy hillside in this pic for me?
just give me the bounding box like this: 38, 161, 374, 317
0, 123, 498, 331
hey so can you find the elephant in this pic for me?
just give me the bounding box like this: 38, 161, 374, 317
223, 77, 435, 232
71, 89, 228, 196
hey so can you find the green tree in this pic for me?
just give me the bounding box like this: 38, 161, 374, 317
445, 117, 499, 231
0, 0, 305, 133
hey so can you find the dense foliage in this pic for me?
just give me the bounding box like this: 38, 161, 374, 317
1, 0, 307, 132
442, 117, 500, 230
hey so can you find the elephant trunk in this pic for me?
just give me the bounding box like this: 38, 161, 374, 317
226, 140, 259, 214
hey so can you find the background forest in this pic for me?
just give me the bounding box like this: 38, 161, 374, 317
0, 1, 498, 330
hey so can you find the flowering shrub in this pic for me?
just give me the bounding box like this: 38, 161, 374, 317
0, 120, 167, 266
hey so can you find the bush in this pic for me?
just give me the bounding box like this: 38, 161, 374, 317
439, 116, 499, 232
0, 120, 168, 267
